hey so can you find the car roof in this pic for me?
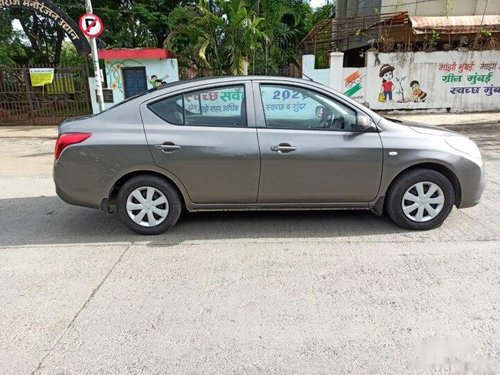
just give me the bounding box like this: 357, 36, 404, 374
140, 75, 324, 101
103, 75, 382, 124
154, 75, 314, 91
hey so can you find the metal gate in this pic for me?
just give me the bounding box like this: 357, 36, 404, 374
0, 65, 91, 126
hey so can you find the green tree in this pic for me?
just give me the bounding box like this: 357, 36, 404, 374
0, 14, 27, 65
134, 0, 179, 48
168, 0, 268, 75
59, 41, 86, 66
2, 7, 65, 65
307, 2, 333, 28
0, 0, 182, 64
250, 0, 312, 74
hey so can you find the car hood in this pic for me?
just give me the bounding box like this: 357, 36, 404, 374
384, 117, 458, 137
407, 123, 458, 136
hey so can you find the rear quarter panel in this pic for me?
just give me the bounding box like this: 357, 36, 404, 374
54, 108, 156, 208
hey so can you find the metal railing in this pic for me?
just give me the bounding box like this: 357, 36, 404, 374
0, 64, 91, 126
300, 12, 410, 55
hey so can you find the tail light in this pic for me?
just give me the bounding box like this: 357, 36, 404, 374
55, 132, 92, 160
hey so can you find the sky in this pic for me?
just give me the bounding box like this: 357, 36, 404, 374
310, 0, 329, 9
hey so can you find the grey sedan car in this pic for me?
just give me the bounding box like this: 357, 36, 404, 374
53, 76, 485, 235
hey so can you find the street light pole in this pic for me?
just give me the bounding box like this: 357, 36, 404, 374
85, 0, 105, 112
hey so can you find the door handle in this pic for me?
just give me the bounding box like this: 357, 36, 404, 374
270, 143, 296, 153
154, 142, 181, 153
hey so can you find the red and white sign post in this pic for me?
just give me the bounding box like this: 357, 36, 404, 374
80, 2, 105, 112
78, 13, 104, 38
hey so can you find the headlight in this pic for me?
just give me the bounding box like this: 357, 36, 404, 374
446, 136, 481, 159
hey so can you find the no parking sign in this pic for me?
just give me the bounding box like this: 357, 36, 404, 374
78, 13, 104, 38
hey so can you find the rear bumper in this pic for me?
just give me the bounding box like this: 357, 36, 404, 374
53, 160, 107, 209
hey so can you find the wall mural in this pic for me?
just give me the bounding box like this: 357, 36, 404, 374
378, 64, 395, 102
149, 74, 169, 88
410, 80, 427, 102
366, 51, 499, 111
377, 64, 428, 104
105, 60, 172, 93
344, 70, 363, 98
303, 51, 499, 111
440, 61, 497, 95
105, 59, 143, 93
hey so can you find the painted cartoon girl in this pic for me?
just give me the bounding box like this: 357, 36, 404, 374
379, 64, 395, 102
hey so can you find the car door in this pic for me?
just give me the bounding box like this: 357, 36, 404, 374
141, 83, 260, 204
255, 82, 383, 203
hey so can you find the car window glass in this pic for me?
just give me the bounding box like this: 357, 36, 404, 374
148, 95, 184, 125
148, 85, 246, 127
183, 86, 246, 127
260, 84, 357, 131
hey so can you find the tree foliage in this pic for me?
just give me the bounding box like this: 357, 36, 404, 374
167, 0, 269, 75
167, 0, 316, 76
0, 0, 331, 72
0, 13, 28, 65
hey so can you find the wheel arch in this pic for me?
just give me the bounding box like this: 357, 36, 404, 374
104, 170, 188, 211
385, 162, 462, 208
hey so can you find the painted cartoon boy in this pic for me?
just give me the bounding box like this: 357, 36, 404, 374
410, 80, 427, 102
379, 64, 395, 102
149, 74, 168, 88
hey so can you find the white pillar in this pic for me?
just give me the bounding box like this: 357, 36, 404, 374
329, 52, 344, 91
301, 54, 315, 80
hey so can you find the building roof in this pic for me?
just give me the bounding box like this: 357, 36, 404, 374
98, 48, 174, 60
410, 15, 500, 35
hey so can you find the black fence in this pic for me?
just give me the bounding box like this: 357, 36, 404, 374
0, 64, 91, 126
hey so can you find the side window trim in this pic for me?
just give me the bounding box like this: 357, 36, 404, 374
147, 84, 248, 128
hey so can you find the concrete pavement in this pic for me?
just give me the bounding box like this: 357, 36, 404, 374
386, 111, 500, 127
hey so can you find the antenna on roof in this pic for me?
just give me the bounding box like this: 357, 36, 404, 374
302, 72, 315, 82
292, 64, 315, 82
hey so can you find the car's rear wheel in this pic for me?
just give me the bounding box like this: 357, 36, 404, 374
117, 175, 181, 235
386, 169, 454, 230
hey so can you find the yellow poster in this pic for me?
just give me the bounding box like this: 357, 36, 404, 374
29, 68, 55, 87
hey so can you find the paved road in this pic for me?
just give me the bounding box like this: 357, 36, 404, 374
0, 123, 499, 374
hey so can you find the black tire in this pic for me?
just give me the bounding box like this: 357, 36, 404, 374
117, 175, 182, 235
386, 169, 454, 230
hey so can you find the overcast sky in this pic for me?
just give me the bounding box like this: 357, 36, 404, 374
310, 0, 329, 8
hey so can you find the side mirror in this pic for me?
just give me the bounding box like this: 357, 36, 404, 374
353, 114, 373, 132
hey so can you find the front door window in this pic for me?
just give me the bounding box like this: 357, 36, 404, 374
260, 84, 358, 131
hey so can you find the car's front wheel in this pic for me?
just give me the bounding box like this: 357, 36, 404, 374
117, 175, 182, 235
386, 169, 455, 230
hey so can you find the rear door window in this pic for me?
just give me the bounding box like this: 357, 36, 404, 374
148, 85, 247, 127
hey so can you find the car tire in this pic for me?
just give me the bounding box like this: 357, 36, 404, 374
117, 175, 182, 235
386, 169, 454, 230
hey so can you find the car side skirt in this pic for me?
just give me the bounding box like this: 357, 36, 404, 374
185, 202, 375, 212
